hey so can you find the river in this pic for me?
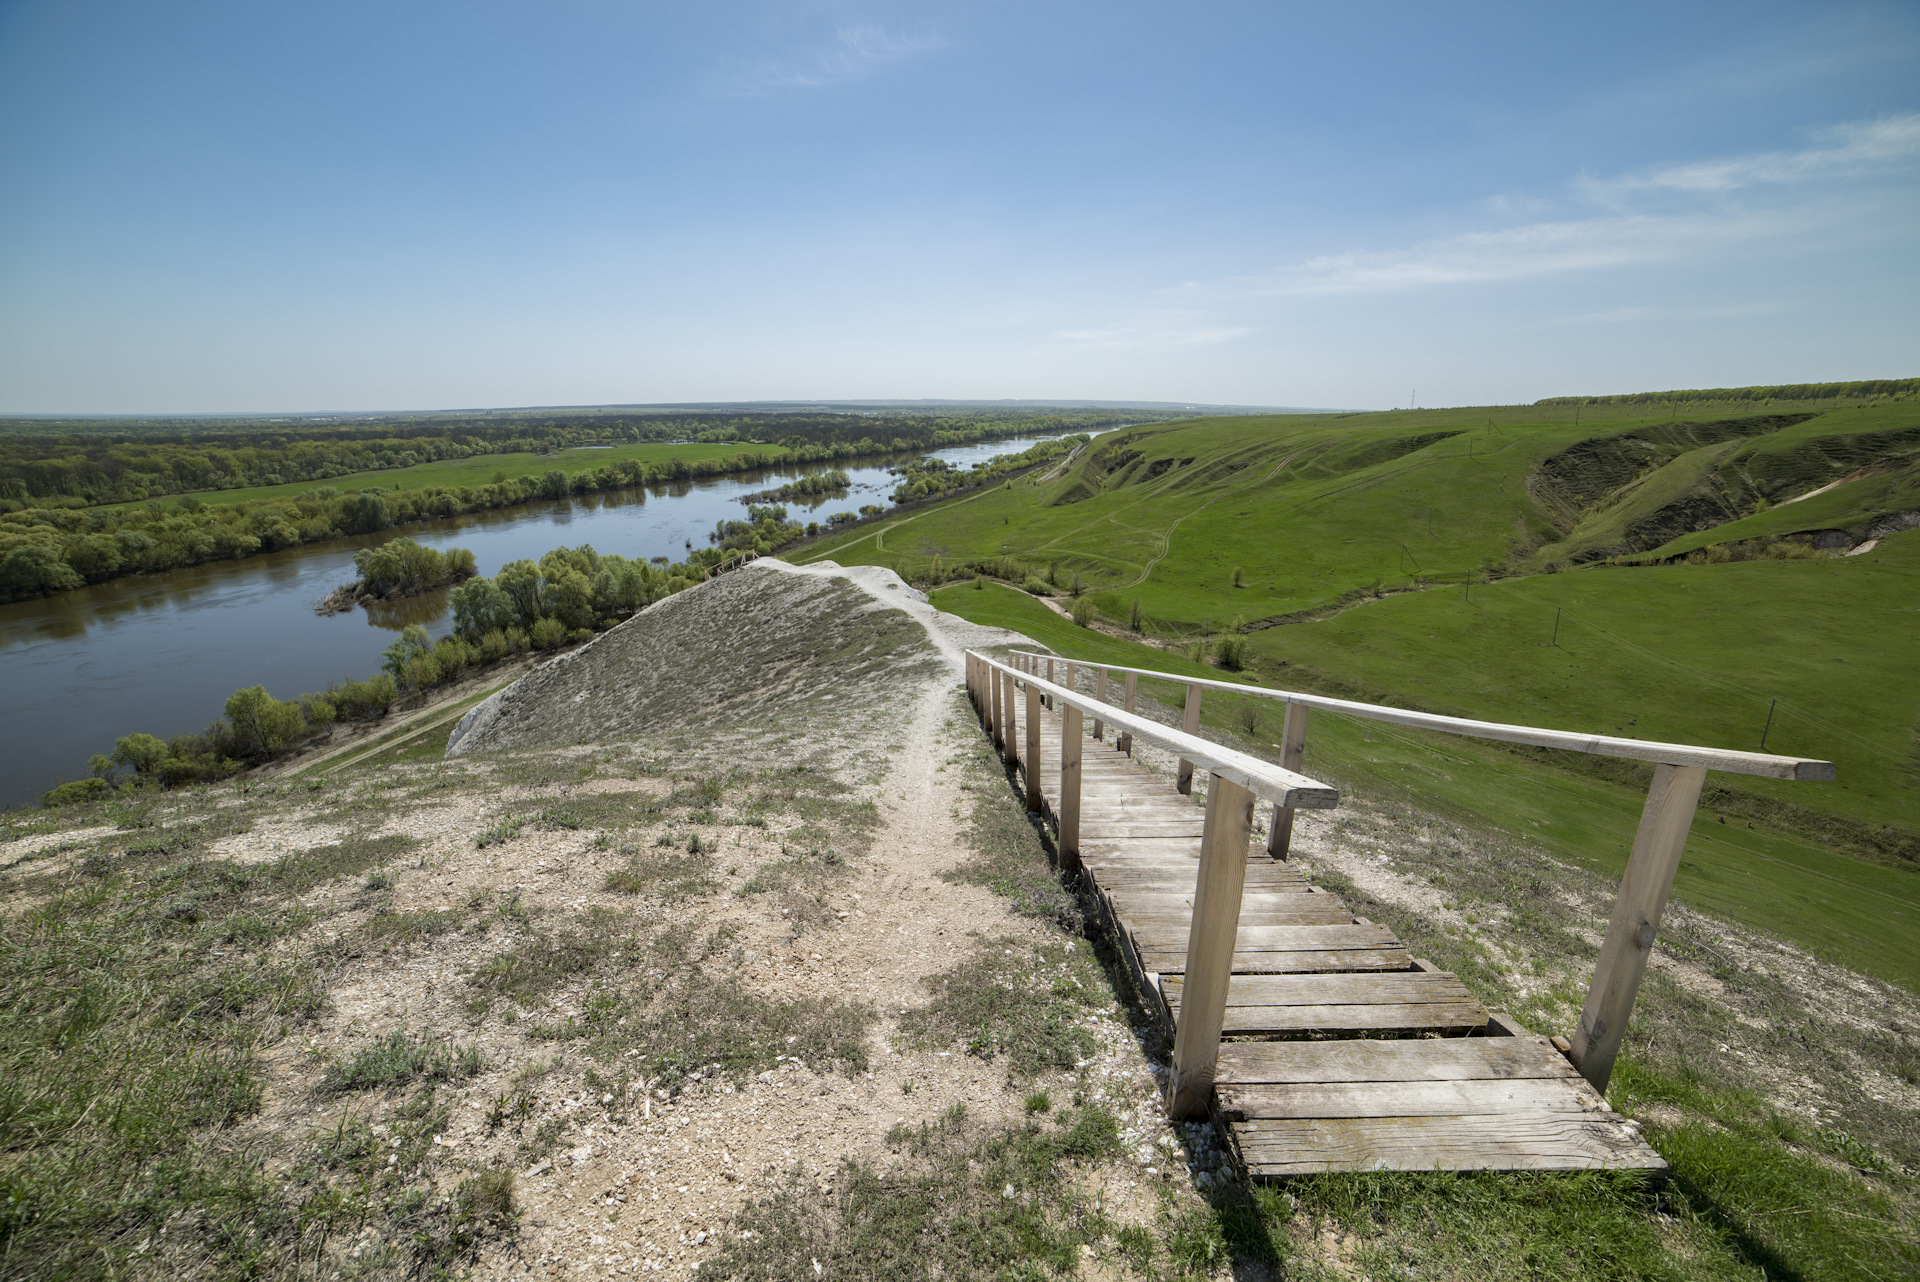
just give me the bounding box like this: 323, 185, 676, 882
0, 433, 1086, 808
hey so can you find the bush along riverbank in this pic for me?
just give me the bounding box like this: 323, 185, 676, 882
315, 538, 479, 615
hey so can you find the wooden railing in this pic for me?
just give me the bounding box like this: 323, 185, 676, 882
1000, 649, 1835, 1095
967, 649, 1339, 1115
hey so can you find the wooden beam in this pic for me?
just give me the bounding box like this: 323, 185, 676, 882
1570, 763, 1706, 1093
1024, 680, 1043, 811
1266, 704, 1309, 858
1176, 682, 1203, 794
1118, 672, 1138, 756
1059, 704, 1083, 869
1166, 772, 1254, 1119
1002, 650, 1832, 782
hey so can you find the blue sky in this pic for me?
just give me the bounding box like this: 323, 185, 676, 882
0, 1, 1914, 413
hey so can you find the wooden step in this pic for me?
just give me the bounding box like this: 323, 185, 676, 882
1161, 971, 1489, 1034
1234, 1113, 1665, 1175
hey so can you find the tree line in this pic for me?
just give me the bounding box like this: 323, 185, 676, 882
0, 432, 1092, 604
0, 409, 1156, 507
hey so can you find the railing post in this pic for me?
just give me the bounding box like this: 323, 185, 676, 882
1570, 763, 1707, 1094
1065, 661, 1076, 700
989, 664, 1004, 750
1266, 704, 1310, 858
1118, 672, 1138, 755
1059, 704, 1083, 870
1167, 771, 1255, 1119
1002, 666, 1018, 765
1176, 682, 1203, 794
1093, 668, 1107, 741
1024, 679, 1043, 811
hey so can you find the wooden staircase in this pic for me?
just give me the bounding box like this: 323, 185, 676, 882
963, 648, 1809, 1177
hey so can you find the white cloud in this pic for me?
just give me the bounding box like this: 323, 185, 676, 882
1584, 113, 1920, 198
1185, 114, 1912, 300
713, 24, 945, 95
1549, 301, 1787, 326
1217, 210, 1791, 297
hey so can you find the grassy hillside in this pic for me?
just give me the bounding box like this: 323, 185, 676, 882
794, 394, 1920, 987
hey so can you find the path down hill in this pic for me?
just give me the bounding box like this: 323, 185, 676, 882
448, 559, 1021, 754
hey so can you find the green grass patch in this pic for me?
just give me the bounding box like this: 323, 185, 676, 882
320, 1032, 484, 1094
710, 1104, 1130, 1280
898, 939, 1107, 1076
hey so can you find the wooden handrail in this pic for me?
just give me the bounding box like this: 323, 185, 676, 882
1006, 650, 1833, 781
1000, 647, 1836, 1097
970, 651, 1339, 812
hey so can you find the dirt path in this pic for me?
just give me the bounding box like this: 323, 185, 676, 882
462, 561, 1173, 1279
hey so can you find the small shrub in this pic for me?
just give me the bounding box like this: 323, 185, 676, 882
1235, 701, 1261, 735
1231, 565, 1245, 587
529, 617, 567, 650
1021, 575, 1052, 597
478, 629, 511, 662
43, 778, 110, 807
1070, 595, 1095, 627
1215, 633, 1248, 670
1128, 598, 1142, 632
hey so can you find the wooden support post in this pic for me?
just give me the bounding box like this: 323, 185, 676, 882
1001, 667, 1017, 764
1024, 680, 1043, 811
1093, 668, 1107, 741
1176, 682, 1203, 794
1065, 662, 1076, 699
1569, 763, 1707, 1094
1058, 705, 1083, 870
1266, 704, 1310, 858
1166, 772, 1255, 1119
989, 665, 1003, 750
1118, 672, 1138, 755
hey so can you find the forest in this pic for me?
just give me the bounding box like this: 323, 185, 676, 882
0, 421, 1097, 602
0, 407, 1158, 507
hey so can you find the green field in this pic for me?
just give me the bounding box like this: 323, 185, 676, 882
109, 440, 764, 511
788, 398, 1920, 990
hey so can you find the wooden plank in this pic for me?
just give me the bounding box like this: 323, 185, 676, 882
1571, 763, 1705, 1094
1212, 1004, 1491, 1033
1221, 1077, 1605, 1120
1004, 650, 1831, 782
1166, 773, 1254, 1119
1215, 1036, 1581, 1085
1235, 1115, 1665, 1174
1024, 680, 1043, 810
1142, 947, 1413, 974
1122, 905, 1356, 927
1267, 703, 1309, 858
1177, 682, 1202, 794
1130, 923, 1400, 951
1059, 704, 1083, 869
1165, 971, 1483, 1009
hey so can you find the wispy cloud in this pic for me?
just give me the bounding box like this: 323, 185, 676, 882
1582, 113, 1920, 198
1212, 211, 1792, 296
1189, 114, 1915, 299
1549, 301, 1787, 326
712, 24, 945, 96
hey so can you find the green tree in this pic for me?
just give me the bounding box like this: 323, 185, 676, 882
223, 686, 306, 757
382, 625, 433, 681
450, 577, 516, 641
110, 733, 169, 776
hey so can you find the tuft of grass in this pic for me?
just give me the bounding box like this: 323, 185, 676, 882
711, 1106, 1125, 1280
898, 939, 1105, 1076
320, 1033, 484, 1094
